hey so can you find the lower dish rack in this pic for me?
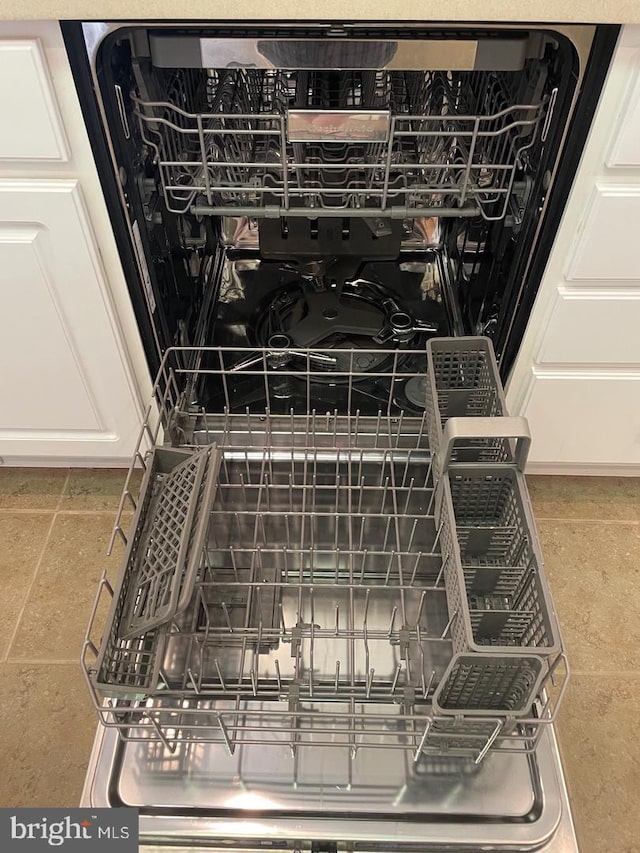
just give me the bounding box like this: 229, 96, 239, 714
82, 346, 568, 767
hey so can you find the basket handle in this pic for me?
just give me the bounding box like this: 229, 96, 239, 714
439, 416, 531, 473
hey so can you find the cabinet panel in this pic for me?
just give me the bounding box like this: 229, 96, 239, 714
607, 47, 640, 167
537, 289, 640, 365
523, 372, 640, 465
0, 40, 68, 161
0, 180, 140, 462
567, 185, 640, 281
0, 227, 102, 432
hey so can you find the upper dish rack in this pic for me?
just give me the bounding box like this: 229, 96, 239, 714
132, 66, 547, 220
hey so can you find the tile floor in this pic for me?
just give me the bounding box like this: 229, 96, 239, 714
0, 469, 638, 852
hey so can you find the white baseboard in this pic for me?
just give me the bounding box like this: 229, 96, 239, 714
526, 461, 640, 477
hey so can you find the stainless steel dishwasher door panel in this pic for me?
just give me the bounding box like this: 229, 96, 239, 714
102, 728, 538, 815
81, 722, 577, 851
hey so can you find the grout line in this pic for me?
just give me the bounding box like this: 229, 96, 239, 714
0, 508, 125, 516
565, 670, 640, 677
534, 516, 640, 525
56, 470, 71, 511
3, 512, 58, 662
2, 658, 82, 666
0, 508, 60, 515
57, 508, 130, 517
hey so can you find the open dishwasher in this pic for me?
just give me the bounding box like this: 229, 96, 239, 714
63, 21, 606, 851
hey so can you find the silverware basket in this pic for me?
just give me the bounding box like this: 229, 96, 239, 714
92, 445, 220, 698
433, 653, 546, 716
432, 419, 562, 716
425, 337, 520, 473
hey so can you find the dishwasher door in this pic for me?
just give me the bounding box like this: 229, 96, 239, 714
81, 720, 578, 852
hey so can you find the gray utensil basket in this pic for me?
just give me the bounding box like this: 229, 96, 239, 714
432, 416, 562, 717
425, 337, 520, 475
92, 445, 220, 698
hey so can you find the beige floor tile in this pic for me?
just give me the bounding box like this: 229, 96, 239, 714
557, 674, 640, 853
0, 513, 53, 660
61, 467, 141, 512
527, 475, 640, 521
0, 663, 96, 807
537, 520, 640, 671
0, 468, 68, 510
8, 514, 125, 662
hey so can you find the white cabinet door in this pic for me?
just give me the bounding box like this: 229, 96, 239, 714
607, 42, 640, 167
0, 180, 142, 464
567, 185, 640, 281
0, 39, 68, 161
536, 288, 640, 365
522, 372, 640, 468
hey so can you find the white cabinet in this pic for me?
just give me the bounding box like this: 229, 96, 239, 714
0, 23, 149, 465
536, 289, 640, 364
607, 43, 640, 166
0, 39, 68, 161
523, 372, 640, 467
507, 25, 640, 474
0, 180, 141, 463
567, 185, 640, 281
